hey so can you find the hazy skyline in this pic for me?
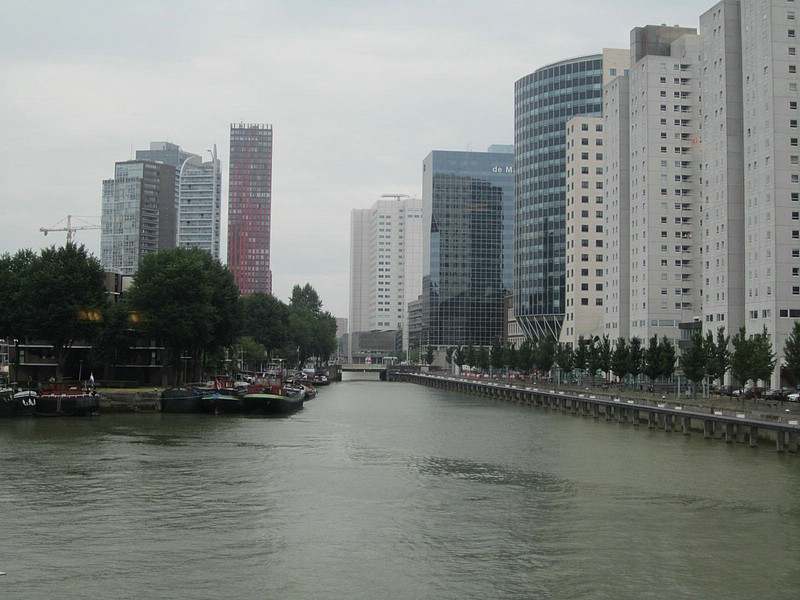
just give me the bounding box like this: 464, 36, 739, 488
1, 0, 704, 317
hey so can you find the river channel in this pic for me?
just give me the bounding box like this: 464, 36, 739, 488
1, 373, 798, 599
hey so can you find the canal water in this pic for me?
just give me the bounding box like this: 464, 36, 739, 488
1, 374, 798, 599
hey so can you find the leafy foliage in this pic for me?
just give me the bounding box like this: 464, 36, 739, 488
784, 321, 800, 383
126, 247, 241, 383
679, 332, 707, 388
1, 244, 108, 379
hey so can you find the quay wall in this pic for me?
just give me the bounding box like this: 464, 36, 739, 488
389, 372, 800, 455
99, 391, 160, 412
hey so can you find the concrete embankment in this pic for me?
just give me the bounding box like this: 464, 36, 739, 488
390, 372, 799, 454
99, 391, 160, 412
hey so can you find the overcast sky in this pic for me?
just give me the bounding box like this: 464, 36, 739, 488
1, 0, 705, 318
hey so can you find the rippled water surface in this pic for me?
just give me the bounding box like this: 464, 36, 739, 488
2, 375, 799, 599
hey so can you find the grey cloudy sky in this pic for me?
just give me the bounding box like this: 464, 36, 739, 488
1, 0, 704, 317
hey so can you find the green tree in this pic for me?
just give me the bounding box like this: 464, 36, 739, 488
535, 337, 556, 376
425, 344, 434, 366
706, 327, 731, 388
505, 342, 520, 372
126, 247, 241, 385
237, 336, 266, 372
628, 337, 644, 387
643, 335, 662, 390
597, 335, 612, 381
286, 283, 337, 367
289, 283, 323, 313
490, 337, 505, 373
445, 346, 457, 368
679, 332, 707, 398
611, 337, 630, 383
241, 292, 290, 355
465, 344, 476, 369
659, 336, 676, 381
23, 244, 108, 380
783, 321, 800, 385
750, 325, 777, 386
477, 346, 490, 373
516, 340, 531, 373
729, 327, 752, 389
0, 249, 38, 342
554, 343, 574, 383
574, 335, 589, 381
586, 339, 603, 380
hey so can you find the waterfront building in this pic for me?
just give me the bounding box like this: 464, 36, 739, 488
561, 116, 607, 346
698, 0, 800, 384
625, 25, 701, 344
420, 146, 514, 348
176, 147, 222, 259
227, 123, 273, 295
101, 160, 176, 275
602, 73, 631, 340
514, 49, 628, 342
349, 195, 422, 359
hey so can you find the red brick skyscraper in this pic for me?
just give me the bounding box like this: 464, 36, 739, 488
227, 123, 273, 295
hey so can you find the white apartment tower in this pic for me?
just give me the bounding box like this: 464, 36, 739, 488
562, 116, 607, 346
698, 0, 747, 341
603, 73, 632, 339
626, 25, 702, 344
699, 0, 800, 385
349, 196, 423, 352
177, 146, 222, 259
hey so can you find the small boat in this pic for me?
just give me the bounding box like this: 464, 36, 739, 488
312, 374, 330, 386
243, 391, 304, 415
0, 387, 37, 418
160, 387, 205, 413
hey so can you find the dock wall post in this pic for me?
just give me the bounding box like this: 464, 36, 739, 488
749, 426, 759, 448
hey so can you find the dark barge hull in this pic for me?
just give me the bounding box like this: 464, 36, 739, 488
243, 393, 304, 415
160, 388, 206, 413
34, 395, 100, 417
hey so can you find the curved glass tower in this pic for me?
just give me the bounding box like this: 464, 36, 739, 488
514, 51, 626, 340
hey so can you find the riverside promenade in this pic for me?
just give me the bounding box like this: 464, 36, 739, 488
388, 372, 799, 454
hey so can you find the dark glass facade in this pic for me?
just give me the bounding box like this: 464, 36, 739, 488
421, 150, 514, 347
514, 55, 603, 339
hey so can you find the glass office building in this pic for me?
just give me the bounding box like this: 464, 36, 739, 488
421, 148, 514, 348
101, 160, 176, 275
514, 53, 620, 340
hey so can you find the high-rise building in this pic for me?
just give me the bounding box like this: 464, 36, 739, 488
101, 160, 176, 275
700, 0, 799, 384
177, 146, 222, 259
136, 141, 222, 260
561, 116, 607, 346
602, 73, 631, 340
349, 195, 423, 358
227, 123, 273, 295
421, 147, 515, 348
626, 26, 701, 343
514, 49, 628, 341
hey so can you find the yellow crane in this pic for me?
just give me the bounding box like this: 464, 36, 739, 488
40, 215, 100, 243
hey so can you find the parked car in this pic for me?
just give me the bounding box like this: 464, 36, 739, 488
764, 389, 787, 401
788, 392, 800, 403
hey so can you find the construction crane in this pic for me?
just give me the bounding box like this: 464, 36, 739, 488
40, 215, 100, 243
